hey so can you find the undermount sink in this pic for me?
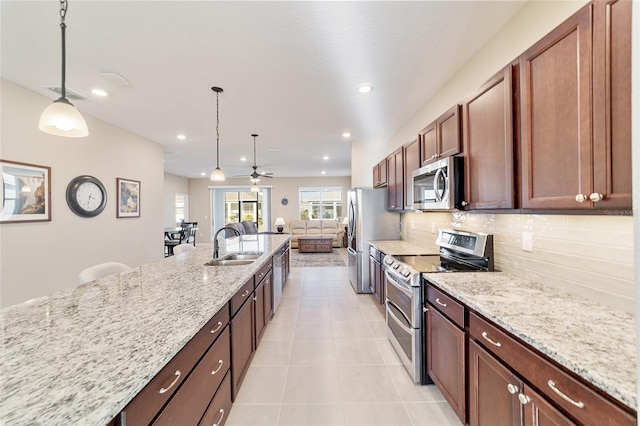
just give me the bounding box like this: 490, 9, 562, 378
204, 252, 263, 266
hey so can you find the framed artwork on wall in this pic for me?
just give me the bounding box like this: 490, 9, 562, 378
0, 159, 51, 223
117, 177, 140, 218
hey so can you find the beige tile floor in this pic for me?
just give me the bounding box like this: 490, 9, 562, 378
226, 259, 462, 426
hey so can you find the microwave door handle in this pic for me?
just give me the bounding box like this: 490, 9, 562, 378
433, 168, 443, 202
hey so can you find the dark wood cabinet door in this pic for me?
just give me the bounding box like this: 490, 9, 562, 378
373, 164, 380, 187
420, 122, 438, 165
521, 384, 575, 426
378, 159, 388, 186
438, 104, 462, 159
519, 5, 593, 209
254, 279, 266, 347
592, 0, 632, 209
263, 271, 273, 322
427, 306, 465, 423
230, 295, 254, 400
462, 65, 515, 209
387, 150, 404, 211
468, 339, 522, 426
153, 328, 230, 426
403, 139, 420, 210
369, 255, 383, 304
198, 371, 232, 426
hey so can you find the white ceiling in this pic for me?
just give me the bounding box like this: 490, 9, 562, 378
1, 1, 526, 179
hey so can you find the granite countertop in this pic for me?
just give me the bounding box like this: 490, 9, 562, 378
369, 240, 439, 256
0, 234, 290, 426
424, 272, 637, 411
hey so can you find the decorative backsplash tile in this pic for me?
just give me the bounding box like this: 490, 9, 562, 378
402, 212, 634, 313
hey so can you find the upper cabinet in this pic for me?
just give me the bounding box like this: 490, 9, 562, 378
520, 0, 631, 210
373, 158, 388, 188
461, 64, 516, 210
403, 138, 420, 210
420, 105, 462, 166
387, 149, 404, 211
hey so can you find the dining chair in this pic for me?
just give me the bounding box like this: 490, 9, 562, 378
173, 243, 196, 255
165, 226, 190, 257
79, 262, 132, 284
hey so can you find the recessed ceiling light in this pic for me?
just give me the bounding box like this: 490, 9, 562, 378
323, 155, 329, 161
201, 172, 206, 176
240, 156, 247, 162
342, 132, 351, 138
357, 84, 373, 94
91, 88, 108, 97
177, 134, 187, 140
321, 170, 326, 175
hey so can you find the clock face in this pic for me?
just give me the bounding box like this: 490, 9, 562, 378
66, 176, 107, 217
281, 198, 288, 206
76, 182, 104, 211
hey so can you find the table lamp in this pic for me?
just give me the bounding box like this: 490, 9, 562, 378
274, 217, 286, 233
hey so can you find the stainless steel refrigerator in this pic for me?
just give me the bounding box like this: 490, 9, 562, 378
347, 187, 400, 293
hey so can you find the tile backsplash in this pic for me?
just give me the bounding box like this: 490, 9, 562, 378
402, 212, 634, 313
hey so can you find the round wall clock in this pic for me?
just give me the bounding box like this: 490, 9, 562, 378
281, 198, 288, 206
66, 175, 107, 217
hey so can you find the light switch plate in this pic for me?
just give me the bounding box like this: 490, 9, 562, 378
522, 232, 533, 252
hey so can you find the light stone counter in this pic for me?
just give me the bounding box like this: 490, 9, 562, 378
424, 272, 637, 411
0, 234, 290, 426
369, 240, 439, 256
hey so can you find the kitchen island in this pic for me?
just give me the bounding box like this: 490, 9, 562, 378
425, 271, 637, 418
0, 234, 290, 425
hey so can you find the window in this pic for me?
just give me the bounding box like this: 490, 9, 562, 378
175, 194, 188, 224
224, 191, 264, 230
299, 187, 342, 220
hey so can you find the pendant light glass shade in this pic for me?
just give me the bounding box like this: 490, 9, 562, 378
251, 183, 260, 192
40, 0, 88, 138
210, 167, 225, 181
39, 98, 89, 137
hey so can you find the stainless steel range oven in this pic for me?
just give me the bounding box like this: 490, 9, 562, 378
384, 229, 494, 384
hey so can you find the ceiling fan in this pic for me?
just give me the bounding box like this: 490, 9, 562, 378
235, 134, 273, 182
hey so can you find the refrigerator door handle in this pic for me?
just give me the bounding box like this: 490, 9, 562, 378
347, 247, 357, 256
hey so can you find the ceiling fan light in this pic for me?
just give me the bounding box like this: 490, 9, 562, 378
210, 167, 226, 181
251, 183, 260, 192
39, 98, 89, 137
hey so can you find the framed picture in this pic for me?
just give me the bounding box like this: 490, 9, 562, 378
117, 177, 140, 218
0, 159, 51, 223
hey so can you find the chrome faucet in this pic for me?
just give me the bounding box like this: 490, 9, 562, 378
213, 226, 241, 259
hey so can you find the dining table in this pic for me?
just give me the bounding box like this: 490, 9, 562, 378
164, 227, 182, 240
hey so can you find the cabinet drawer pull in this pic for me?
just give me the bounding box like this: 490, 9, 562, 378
212, 408, 225, 426
518, 393, 531, 405
158, 370, 181, 394
548, 380, 585, 408
481, 331, 502, 347
435, 298, 447, 308
211, 360, 224, 375
241, 289, 250, 297
209, 321, 223, 334
253, 296, 257, 301
507, 383, 519, 394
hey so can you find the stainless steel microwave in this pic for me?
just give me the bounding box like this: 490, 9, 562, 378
412, 156, 464, 210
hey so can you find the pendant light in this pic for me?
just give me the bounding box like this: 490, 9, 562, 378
251, 182, 260, 193
39, 0, 89, 138
210, 87, 226, 181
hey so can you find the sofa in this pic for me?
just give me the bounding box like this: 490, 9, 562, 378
287, 220, 345, 248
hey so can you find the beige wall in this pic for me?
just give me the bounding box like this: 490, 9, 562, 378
186, 176, 352, 244
0, 79, 165, 307
163, 173, 189, 227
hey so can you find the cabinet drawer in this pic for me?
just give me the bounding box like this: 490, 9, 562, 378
230, 278, 254, 317
123, 306, 229, 425
199, 370, 233, 426
426, 286, 464, 328
154, 327, 231, 425
255, 261, 272, 287
317, 243, 332, 251
469, 312, 635, 426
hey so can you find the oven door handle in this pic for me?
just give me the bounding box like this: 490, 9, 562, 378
387, 301, 413, 334
384, 270, 414, 297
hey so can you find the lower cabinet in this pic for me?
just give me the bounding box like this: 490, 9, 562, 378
230, 284, 255, 400
520, 384, 574, 426
254, 269, 273, 346
468, 339, 523, 426
198, 371, 232, 426
368, 245, 384, 305
427, 306, 465, 423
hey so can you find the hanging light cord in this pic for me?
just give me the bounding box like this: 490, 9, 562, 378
253, 135, 257, 168
216, 90, 220, 168
59, 0, 68, 100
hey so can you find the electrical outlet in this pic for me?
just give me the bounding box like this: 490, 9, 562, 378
522, 232, 533, 252
431, 223, 436, 234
